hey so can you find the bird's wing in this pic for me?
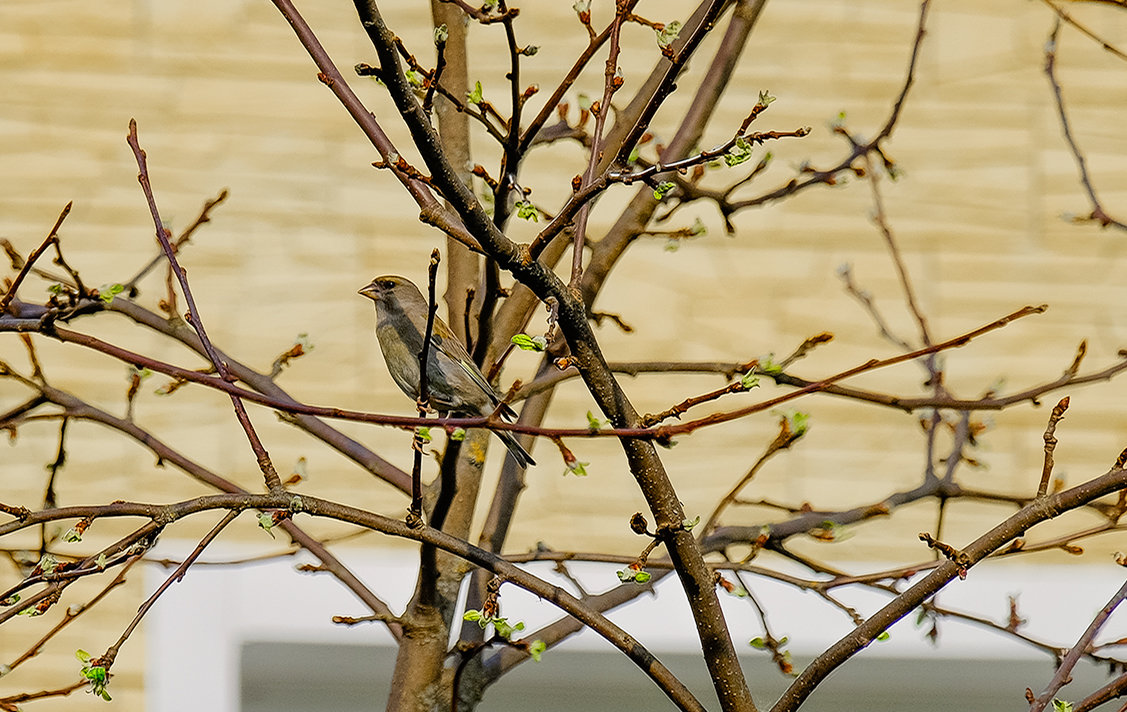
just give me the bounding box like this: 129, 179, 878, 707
429, 329, 501, 405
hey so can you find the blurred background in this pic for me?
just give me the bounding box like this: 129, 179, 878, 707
2, 1, 1126, 709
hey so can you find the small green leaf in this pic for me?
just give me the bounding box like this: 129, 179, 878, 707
758, 90, 776, 107
449, 428, 466, 442
77, 649, 112, 701
97, 283, 125, 305
682, 515, 700, 531
462, 610, 526, 641
573, 0, 591, 13
521, 45, 539, 56
514, 200, 539, 222
37, 554, 58, 574
724, 136, 754, 167
47, 283, 65, 295
628, 146, 641, 164
748, 637, 767, 650
467, 80, 484, 105
257, 512, 276, 538
759, 355, 782, 375
653, 181, 675, 200
876, 631, 891, 642
493, 618, 525, 639
433, 24, 448, 44
617, 565, 649, 583
724, 152, 751, 168
740, 372, 760, 389
511, 333, 547, 352
586, 411, 606, 432
415, 426, 432, 443
788, 411, 810, 437
565, 460, 589, 477
528, 639, 547, 662
405, 69, 424, 88
1052, 700, 1073, 712
656, 20, 683, 49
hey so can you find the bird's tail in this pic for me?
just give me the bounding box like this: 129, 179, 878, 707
495, 429, 535, 468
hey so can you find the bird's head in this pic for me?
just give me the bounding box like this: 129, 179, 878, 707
358, 275, 423, 306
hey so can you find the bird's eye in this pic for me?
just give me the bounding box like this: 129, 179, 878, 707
378, 280, 394, 289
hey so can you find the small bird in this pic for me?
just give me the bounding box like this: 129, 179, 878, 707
358, 275, 535, 467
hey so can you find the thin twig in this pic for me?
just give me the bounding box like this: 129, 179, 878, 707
725, 0, 932, 214
3, 303, 1050, 441
100, 511, 240, 669
270, 0, 482, 251
3, 558, 137, 674
1029, 577, 1127, 712
1044, 20, 1127, 232
702, 417, 804, 536
126, 120, 284, 492
0, 203, 72, 313
1041, 0, 1127, 62
1037, 397, 1070, 498
0, 489, 711, 712
864, 153, 932, 347
411, 250, 443, 522
124, 189, 228, 291
569, 3, 630, 286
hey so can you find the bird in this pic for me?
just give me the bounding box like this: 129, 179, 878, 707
358, 275, 535, 467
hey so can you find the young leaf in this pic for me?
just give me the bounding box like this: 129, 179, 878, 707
528, 639, 547, 662
656, 20, 683, 49
97, 283, 125, 305
515, 200, 539, 222
511, 333, 547, 352
565, 460, 589, 477
467, 80, 484, 105
586, 411, 607, 432
653, 181, 676, 200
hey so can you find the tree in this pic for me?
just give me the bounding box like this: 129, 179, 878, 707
2, 1, 1127, 711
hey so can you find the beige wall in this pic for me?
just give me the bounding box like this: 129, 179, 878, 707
2, 1, 1127, 708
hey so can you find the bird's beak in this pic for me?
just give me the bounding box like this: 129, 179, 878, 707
358, 283, 379, 300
